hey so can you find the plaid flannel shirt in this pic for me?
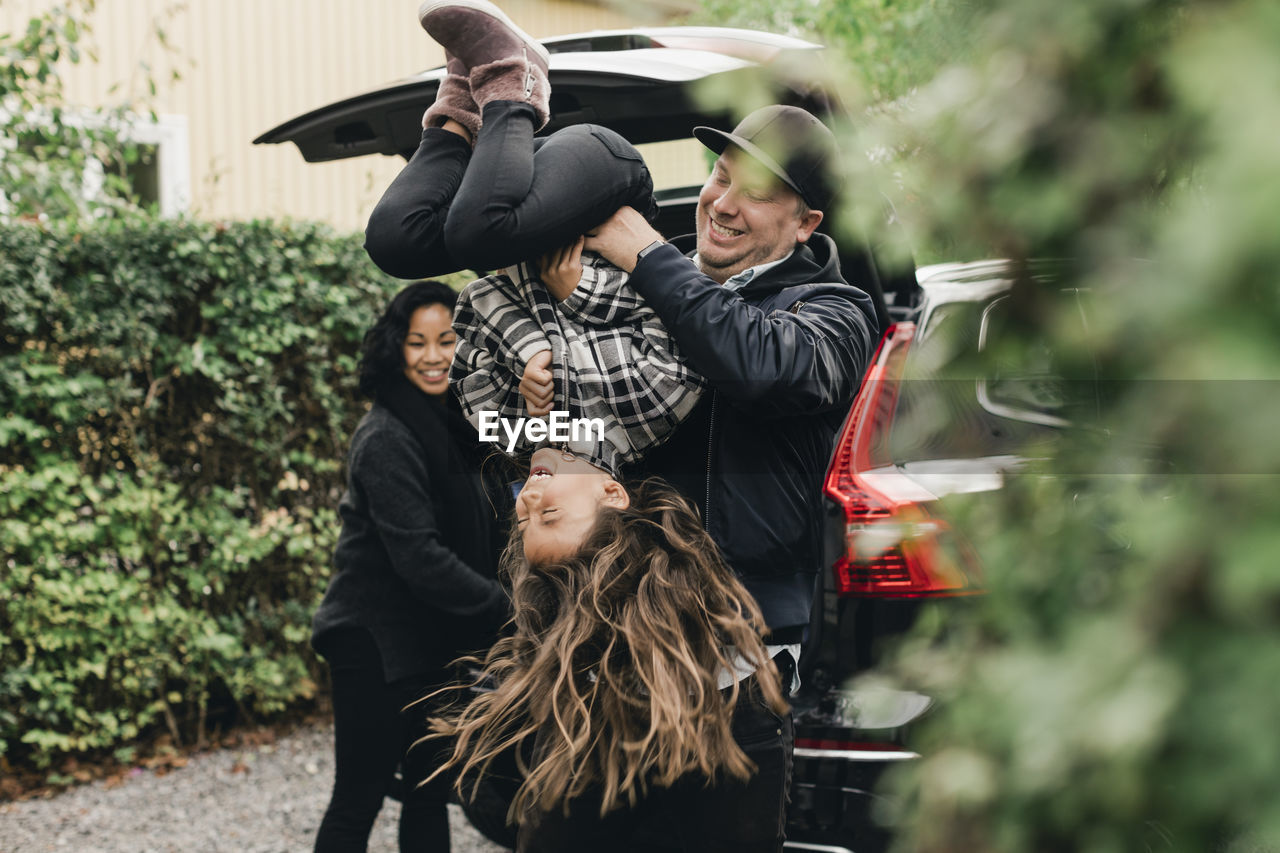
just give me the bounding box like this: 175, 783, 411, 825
450, 250, 705, 474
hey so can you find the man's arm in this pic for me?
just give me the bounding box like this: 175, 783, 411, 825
586, 207, 876, 415
582, 205, 663, 274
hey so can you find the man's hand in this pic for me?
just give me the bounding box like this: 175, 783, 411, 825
537, 236, 585, 302
520, 349, 554, 417
583, 206, 662, 273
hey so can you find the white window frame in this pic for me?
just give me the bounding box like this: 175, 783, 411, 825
82, 111, 191, 217
1, 108, 191, 218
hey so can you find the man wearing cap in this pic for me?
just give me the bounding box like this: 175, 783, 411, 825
582, 105, 880, 850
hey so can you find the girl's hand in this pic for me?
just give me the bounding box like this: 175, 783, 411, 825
538, 236, 586, 302
520, 350, 554, 417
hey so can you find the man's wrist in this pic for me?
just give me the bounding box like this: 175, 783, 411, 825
635, 239, 666, 269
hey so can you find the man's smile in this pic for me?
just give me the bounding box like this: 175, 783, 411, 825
708, 219, 744, 239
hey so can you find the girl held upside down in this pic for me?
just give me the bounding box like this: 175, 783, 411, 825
365, 1, 791, 848
429, 462, 789, 851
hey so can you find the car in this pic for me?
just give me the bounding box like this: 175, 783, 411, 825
794, 258, 1096, 850
257, 25, 1053, 853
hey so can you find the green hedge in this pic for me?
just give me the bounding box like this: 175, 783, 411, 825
0, 216, 403, 769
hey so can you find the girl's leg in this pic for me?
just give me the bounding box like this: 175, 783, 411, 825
364, 127, 472, 280
314, 629, 403, 852
366, 48, 483, 280
444, 100, 657, 272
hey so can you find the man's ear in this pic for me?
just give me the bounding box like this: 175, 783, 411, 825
795, 208, 824, 244
601, 479, 631, 510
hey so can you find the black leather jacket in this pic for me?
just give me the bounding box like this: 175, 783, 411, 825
623, 233, 879, 631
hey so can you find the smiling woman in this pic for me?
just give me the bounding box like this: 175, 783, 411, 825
310, 280, 514, 852
400, 300, 456, 397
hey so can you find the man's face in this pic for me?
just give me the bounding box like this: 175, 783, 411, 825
695, 147, 823, 284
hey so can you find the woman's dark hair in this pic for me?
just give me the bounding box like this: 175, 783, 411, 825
358, 279, 458, 398
424, 478, 788, 822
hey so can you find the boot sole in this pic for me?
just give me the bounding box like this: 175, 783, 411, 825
417, 0, 552, 66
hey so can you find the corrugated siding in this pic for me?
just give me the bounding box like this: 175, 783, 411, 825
3, 0, 679, 233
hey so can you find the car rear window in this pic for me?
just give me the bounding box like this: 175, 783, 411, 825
890, 297, 1083, 467
636, 138, 712, 193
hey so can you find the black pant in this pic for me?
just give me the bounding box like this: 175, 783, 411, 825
365, 100, 655, 279
516, 652, 796, 853
313, 628, 456, 853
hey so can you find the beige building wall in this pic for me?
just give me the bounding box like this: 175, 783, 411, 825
2, 0, 682, 233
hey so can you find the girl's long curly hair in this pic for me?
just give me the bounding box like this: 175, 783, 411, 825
426, 478, 789, 822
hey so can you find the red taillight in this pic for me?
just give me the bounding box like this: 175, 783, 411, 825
794, 737, 920, 759
794, 737, 905, 752
824, 323, 981, 598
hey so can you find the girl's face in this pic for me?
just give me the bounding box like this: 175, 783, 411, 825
516, 447, 629, 564
402, 303, 456, 397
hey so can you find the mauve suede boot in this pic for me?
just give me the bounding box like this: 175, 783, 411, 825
422, 51, 482, 137
468, 56, 550, 129
417, 0, 551, 129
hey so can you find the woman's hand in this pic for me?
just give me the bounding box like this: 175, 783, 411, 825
520, 350, 554, 417
538, 236, 586, 302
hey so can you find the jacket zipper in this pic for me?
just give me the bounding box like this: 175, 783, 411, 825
703, 392, 717, 530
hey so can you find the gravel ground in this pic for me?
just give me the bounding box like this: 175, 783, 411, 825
0, 720, 508, 853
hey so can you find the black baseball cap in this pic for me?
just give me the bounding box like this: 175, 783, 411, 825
693, 105, 838, 211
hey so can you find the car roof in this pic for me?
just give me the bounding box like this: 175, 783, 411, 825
253, 26, 824, 162
915, 259, 1069, 302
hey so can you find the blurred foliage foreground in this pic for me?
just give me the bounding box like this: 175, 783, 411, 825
0, 217, 399, 774
699, 0, 1280, 848
767, 0, 1280, 851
